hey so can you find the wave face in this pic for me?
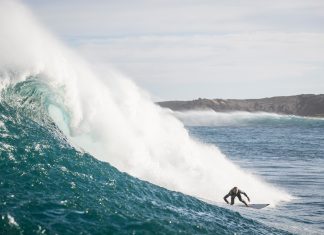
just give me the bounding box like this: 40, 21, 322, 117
0, 1, 291, 206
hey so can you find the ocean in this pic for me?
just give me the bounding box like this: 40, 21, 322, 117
0, 90, 287, 235
180, 111, 324, 234
1, 1, 323, 234
1, 96, 323, 234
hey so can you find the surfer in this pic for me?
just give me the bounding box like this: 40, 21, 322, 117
223, 187, 250, 207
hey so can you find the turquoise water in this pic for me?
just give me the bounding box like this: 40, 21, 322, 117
0, 83, 292, 234
188, 116, 324, 234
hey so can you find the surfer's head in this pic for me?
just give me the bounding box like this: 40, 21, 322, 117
233, 187, 238, 194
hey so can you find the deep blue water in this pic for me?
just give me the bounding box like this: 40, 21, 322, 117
188, 117, 324, 234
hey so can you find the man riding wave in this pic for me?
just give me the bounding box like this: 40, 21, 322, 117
223, 186, 250, 207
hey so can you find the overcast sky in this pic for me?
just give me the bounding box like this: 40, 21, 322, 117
23, 0, 324, 100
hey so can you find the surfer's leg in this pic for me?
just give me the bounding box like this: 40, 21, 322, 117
230, 196, 235, 205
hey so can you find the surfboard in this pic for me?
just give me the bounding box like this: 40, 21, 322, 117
240, 204, 270, 209
196, 197, 269, 209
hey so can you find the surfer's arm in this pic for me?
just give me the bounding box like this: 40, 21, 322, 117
223, 193, 230, 204
242, 192, 250, 202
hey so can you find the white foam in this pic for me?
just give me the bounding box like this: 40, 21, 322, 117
7, 214, 19, 228
0, 1, 292, 205
172, 110, 283, 126
171, 109, 324, 127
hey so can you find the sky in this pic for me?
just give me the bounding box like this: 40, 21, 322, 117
23, 0, 324, 101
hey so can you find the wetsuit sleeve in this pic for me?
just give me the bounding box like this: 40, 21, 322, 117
240, 191, 250, 201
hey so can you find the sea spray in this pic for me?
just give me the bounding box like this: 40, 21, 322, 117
0, 0, 291, 205
172, 110, 324, 127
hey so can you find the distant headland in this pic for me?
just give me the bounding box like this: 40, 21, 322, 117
157, 94, 324, 118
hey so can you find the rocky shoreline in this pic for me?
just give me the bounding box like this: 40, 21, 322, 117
158, 94, 324, 117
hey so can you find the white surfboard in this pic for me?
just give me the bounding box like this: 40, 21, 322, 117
196, 197, 269, 209
240, 204, 270, 209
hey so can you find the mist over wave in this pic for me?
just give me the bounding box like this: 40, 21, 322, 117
172, 110, 324, 127
0, 1, 291, 205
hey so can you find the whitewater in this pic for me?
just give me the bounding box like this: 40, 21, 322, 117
172, 110, 323, 126
0, 0, 291, 206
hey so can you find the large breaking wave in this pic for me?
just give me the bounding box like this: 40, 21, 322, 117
0, 0, 290, 206
0, 97, 290, 234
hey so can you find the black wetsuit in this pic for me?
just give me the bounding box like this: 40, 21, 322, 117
223, 187, 249, 206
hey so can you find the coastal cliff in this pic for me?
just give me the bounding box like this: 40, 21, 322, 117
158, 94, 324, 117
